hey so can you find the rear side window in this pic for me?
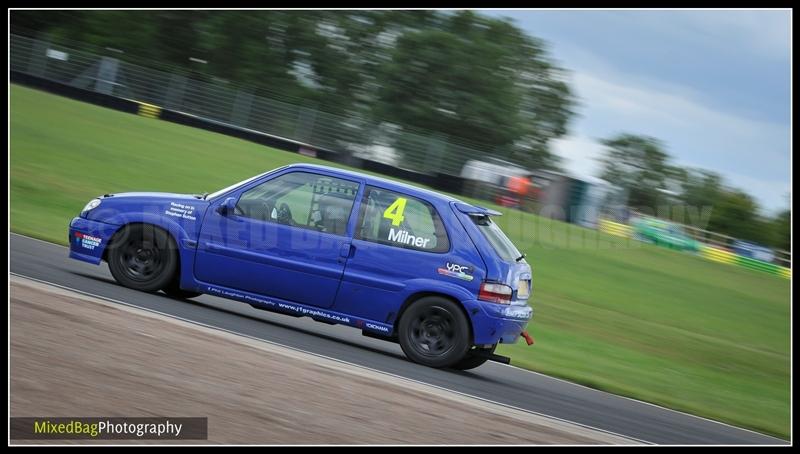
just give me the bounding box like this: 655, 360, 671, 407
472, 215, 523, 262
356, 186, 449, 253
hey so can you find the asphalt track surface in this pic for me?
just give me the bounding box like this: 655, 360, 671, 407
10, 233, 788, 445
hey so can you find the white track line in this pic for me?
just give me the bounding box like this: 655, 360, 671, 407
9, 232, 789, 443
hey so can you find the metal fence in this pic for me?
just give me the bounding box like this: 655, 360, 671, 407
10, 33, 502, 177
681, 223, 791, 267
627, 211, 791, 267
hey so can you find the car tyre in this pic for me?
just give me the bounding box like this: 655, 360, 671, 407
398, 296, 471, 368
107, 224, 177, 293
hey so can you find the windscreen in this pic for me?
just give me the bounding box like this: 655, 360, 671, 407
206, 172, 269, 200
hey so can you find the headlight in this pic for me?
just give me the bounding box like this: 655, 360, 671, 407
82, 198, 101, 213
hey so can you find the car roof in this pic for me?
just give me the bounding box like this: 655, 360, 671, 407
286, 163, 466, 205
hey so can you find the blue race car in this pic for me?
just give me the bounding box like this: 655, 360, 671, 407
69, 163, 534, 369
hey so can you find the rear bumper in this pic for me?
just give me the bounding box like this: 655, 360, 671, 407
68, 217, 119, 265
466, 299, 533, 345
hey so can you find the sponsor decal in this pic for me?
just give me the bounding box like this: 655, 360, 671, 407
164, 202, 197, 221
502, 306, 533, 320
383, 197, 407, 226
203, 285, 392, 332
382, 196, 434, 249
205, 286, 274, 307
74, 232, 102, 250
437, 262, 474, 281
275, 302, 351, 323
204, 286, 350, 324
388, 228, 432, 249
365, 322, 390, 333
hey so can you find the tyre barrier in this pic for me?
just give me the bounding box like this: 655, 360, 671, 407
598, 219, 632, 238
137, 102, 161, 119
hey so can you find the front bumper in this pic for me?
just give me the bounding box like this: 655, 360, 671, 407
68, 217, 119, 265
466, 299, 533, 345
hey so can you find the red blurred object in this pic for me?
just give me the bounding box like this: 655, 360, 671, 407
521, 331, 535, 346
496, 195, 520, 207
507, 175, 531, 196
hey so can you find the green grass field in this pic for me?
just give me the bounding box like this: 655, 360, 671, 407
10, 84, 791, 438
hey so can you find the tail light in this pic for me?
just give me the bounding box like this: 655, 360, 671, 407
478, 281, 513, 305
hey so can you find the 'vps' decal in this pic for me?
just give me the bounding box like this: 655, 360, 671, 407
437, 262, 474, 281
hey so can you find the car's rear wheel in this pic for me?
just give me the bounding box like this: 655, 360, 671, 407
398, 296, 471, 368
107, 224, 177, 292
450, 344, 497, 370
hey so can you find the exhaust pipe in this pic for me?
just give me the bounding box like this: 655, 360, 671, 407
471, 349, 511, 365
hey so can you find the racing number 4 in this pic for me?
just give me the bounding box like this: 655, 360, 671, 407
383, 197, 407, 226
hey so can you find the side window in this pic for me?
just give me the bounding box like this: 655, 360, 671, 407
356, 186, 449, 253
236, 172, 359, 235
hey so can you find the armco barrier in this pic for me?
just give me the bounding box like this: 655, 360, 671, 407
11, 70, 140, 115
12, 69, 321, 158
736, 254, 792, 278
598, 218, 790, 279
701, 245, 791, 279
701, 245, 737, 265
156, 107, 338, 159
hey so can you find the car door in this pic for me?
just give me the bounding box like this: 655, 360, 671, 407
333, 185, 470, 324
194, 170, 362, 308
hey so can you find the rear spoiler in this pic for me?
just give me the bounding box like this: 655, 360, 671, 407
453, 202, 502, 217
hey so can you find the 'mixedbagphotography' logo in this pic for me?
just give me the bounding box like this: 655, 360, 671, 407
10, 417, 208, 440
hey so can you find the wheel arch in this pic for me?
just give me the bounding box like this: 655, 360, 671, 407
102, 222, 180, 261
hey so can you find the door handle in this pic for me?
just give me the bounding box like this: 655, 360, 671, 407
339, 243, 355, 259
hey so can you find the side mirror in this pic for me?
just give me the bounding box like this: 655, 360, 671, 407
217, 197, 238, 216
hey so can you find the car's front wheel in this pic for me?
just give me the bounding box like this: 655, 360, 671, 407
107, 224, 177, 292
398, 296, 471, 368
